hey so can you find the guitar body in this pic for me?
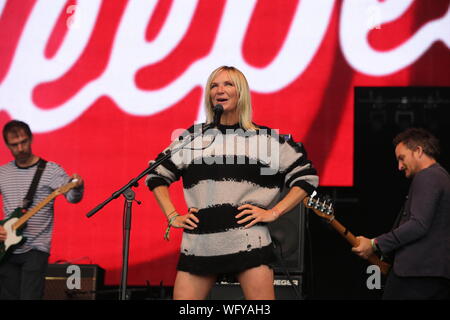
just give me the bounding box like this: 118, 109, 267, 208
0, 208, 27, 261
0, 180, 78, 263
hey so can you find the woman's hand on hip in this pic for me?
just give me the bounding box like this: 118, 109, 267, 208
236, 204, 279, 229
172, 207, 199, 230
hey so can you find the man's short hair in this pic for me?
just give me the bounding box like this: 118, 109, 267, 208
393, 127, 440, 160
3, 120, 33, 144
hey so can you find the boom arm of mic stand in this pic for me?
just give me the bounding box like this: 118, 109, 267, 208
86, 127, 206, 218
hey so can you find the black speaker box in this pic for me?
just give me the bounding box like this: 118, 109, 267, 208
44, 264, 104, 300
269, 200, 305, 274
208, 274, 303, 300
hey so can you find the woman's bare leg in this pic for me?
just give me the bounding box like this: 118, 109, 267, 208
237, 265, 275, 300
173, 270, 217, 300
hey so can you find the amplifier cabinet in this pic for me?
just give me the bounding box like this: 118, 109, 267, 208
44, 264, 104, 300
208, 275, 303, 300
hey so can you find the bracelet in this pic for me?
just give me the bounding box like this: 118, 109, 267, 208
371, 238, 379, 253
166, 210, 177, 220
164, 213, 179, 241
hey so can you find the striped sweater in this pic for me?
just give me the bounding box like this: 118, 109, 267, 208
0, 160, 84, 254
146, 123, 318, 275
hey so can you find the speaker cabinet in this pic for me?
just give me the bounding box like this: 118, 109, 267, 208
208, 275, 303, 300
269, 200, 305, 274
44, 264, 104, 300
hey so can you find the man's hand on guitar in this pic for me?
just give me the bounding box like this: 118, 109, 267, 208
0, 225, 6, 242
352, 236, 374, 260
71, 173, 84, 188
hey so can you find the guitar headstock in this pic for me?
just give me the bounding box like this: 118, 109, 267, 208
302, 191, 335, 221
53, 179, 79, 196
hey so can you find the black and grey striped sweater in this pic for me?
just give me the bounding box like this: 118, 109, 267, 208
146, 123, 318, 275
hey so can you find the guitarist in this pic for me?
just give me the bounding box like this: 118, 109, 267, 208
0, 120, 84, 300
352, 128, 450, 300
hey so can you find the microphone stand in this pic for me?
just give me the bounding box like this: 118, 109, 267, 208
85, 123, 215, 300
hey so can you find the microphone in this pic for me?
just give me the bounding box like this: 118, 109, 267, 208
210, 104, 224, 129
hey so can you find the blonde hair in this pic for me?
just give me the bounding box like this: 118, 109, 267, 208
204, 66, 257, 131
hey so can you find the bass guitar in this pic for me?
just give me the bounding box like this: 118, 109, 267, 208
303, 191, 391, 275
0, 179, 79, 261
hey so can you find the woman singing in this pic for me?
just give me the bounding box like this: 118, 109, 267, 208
146, 66, 318, 299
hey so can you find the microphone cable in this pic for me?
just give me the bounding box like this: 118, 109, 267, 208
271, 238, 302, 300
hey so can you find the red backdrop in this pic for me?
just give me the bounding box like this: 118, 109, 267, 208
1, 0, 449, 285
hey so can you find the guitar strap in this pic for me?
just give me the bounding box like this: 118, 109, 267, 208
22, 158, 48, 210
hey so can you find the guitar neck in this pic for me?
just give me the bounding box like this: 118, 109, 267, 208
329, 219, 358, 246
13, 191, 59, 230
12, 181, 77, 231
329, 218, 390, 273
304, 195, 391, 275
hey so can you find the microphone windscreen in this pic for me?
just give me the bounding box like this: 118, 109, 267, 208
213, 104, 224, 113
212, 104, 224, 127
